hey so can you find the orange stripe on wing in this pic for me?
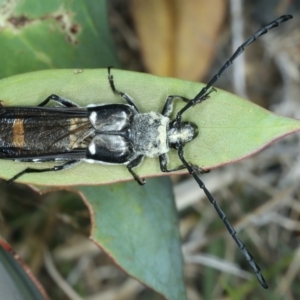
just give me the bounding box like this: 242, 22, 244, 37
13, 119, 25, 147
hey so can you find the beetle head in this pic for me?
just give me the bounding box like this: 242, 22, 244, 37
168, 121, 198, 149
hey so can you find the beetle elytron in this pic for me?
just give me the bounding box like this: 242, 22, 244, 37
0, 15, 292, 288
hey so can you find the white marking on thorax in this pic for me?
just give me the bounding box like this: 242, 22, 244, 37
88, 142, 96, 155
83, 158, 128, 165
89, 111, 97, 125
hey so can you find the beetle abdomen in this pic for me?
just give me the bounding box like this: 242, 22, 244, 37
0, 116, 91, 157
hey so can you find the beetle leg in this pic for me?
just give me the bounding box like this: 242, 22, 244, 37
189, 164, 210, 174
192, 87, 217, 105
161, 89, 217, 118
7, 160, 80, 183
38, 94, 81, 107
159, 154, 186, 172
161, 96, 189, 117
159, 154, 209, 174
127, 155, 145, 185
107, 67, 140, 113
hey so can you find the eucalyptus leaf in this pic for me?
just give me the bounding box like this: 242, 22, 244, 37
0, 69, 299, 186
77, 178, 186, 300
0, 0, 120, 78
0, 237, 48, 300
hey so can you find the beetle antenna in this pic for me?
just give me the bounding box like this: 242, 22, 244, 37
176, 14, 293, 124
178, 146, 268, 288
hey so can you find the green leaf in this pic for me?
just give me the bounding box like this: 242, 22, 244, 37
0, 0, 120, 78
0, 69, 299, 186
0, 236, 48, 300
77, 178, 186, 300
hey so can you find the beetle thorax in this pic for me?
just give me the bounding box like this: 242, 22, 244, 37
130, 112, 169, 157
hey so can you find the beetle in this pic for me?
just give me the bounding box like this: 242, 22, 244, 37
0, 15, 292, 288
0, 81, 201, 185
